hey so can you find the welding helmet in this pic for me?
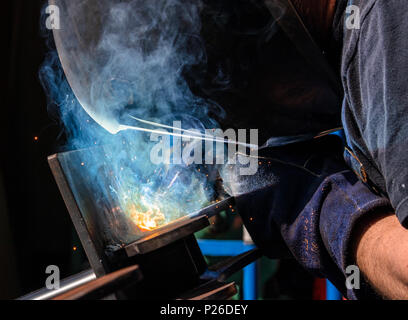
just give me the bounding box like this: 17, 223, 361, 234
49, 0, 342, 146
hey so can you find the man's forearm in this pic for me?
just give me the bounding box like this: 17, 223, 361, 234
354, 213, 408, 299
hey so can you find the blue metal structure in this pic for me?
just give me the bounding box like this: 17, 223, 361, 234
326, 280, 342, 300
198, 239, 343, 300
197, 239, 258, 300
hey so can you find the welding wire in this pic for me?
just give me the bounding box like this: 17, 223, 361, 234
127, 116, 259, 149
119, 123, 259, 149
129, 116, 216, 139
127, 116, 342, 148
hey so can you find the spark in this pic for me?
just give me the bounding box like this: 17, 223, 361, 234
167, 172, 180, 189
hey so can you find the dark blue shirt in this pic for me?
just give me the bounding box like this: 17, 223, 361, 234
334, 0, 408, 227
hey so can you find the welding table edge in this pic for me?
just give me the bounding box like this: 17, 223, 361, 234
124, 215, 210, 256
52, 264, 142, 300
122, 198, 235, 256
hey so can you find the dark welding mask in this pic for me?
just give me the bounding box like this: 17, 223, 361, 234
190, 0, 343, 145
50, 0, 342, 146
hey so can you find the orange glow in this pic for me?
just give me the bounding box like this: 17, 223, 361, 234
73, 246, 77, 251
34, 136, 39, 141
127, 203, 166, 232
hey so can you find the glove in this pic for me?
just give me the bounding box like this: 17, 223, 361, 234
221, 135, 393, 299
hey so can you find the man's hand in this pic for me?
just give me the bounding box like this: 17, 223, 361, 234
354, 213, 408, 299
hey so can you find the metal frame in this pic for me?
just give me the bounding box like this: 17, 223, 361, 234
47, 149, 261, 299
198, 240, 259, 300
48, 154, 108, 276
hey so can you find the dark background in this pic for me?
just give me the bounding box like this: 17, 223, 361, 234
1, 0, 85, 299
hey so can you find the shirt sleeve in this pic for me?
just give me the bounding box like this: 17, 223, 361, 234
342, 0, 408, 227
229, 136, 393, 299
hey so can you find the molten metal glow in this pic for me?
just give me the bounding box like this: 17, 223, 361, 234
127, 202, 166, 232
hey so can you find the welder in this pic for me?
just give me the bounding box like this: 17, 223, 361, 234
226, 0, 408, 300
47, 0, 408, 300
